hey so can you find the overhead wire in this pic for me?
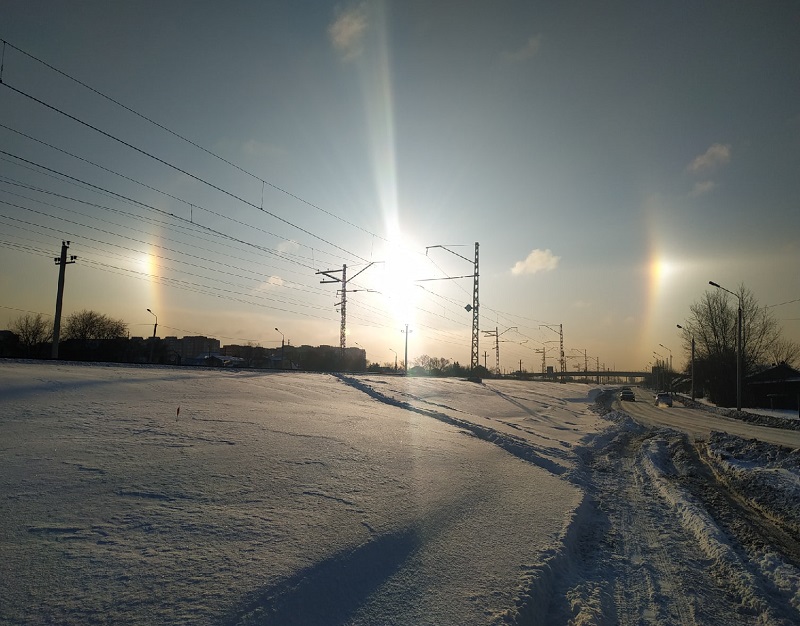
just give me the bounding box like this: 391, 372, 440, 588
0, 79, 367, 263
0, 39, 552, 361
0, 38, 388, 244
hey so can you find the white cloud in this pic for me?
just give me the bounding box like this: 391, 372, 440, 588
688, 143, 731, 173
328, 5, 368, 61
503, 34, 542, 62
277, 240, 301, 254
254, 276, 285, 293
511, 249, 560, 276
690, 180, 716, 196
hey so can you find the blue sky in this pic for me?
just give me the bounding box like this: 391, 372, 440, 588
1, 1, 798, 371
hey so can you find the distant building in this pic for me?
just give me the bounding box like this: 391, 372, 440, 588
164, 336, 220, 362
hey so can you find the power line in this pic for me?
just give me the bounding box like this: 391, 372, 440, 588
0, 150, 340, 271
0, 129, 344, 268
0, 38, 388, 243
0, 80, 366, 263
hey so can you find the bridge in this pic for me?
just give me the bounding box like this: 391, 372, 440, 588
516, 370, 652, 383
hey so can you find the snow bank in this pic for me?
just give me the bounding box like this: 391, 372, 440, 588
705, 432, 800, 539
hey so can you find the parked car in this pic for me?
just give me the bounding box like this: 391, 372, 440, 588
654, 392, 673, 407
620, 389, 636, 402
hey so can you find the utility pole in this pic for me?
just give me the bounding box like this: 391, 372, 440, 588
470, 242, 479, 371
51, 240, 77, 359
423, 243, 479, 371
317, 263, 375, 356
402, 324, 412, 374
540, 324, 565, 383
483, 351, 488, 369
483, 326, 516, 376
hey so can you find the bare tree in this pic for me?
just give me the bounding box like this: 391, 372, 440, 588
9, 313, 51, 356
63, 310, 127, 341
679, 285, 799, 404
769, 337, 800, 368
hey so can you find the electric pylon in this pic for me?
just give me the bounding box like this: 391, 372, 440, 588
317, 263, 376, 356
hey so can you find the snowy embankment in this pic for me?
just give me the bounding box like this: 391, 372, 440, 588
0, 361, 608, 625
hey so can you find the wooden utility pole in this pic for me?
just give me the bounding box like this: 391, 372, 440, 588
51, 240, 77, 359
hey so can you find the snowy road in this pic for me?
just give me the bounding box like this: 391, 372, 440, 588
618, 391, 800, 448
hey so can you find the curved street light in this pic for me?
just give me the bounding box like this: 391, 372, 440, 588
146, 308, 157, 338
275, 327, 285, 369
389, 348, 397, 372
659, 343, 672, 372
709, 280, 742, 410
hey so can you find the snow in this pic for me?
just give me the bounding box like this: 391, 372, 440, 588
0, 362, 598, 625
3, 361, 799, 624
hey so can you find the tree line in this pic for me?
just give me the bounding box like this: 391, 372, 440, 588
5, 310, 127, 358
678, 285, 799, 406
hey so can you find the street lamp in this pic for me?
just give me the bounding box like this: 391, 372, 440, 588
709, 280, 742, 410
275, 327, 285, 369
401, 324, 412, 375
677, 324, 695, 401
653, 351, 664, 390
389, 348, 398, 372
146, 308, 157, 338
659, 344, 672, 372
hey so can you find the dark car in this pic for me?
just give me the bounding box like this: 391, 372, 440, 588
654, 392, 673, 407
620, 389, 636, 402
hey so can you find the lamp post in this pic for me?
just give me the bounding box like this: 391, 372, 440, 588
709, 280, 742, 411
401, 324, 412, 375
677, 324, 695, 401
659, 344, 672, 372
146, 308, 157, 338
275, 327, 285, 369
389, 348, 397, 372
653, 350, 664, 390
659, 343, 673, 390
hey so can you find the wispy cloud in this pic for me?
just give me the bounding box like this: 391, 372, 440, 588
254, 276, 285, 293
688, 143, 731, 173
277, 240, 300, 254
690, 180, 716, 196
328, 4, 368, 61
511, 248, 560, 276
503, 34, 542, 62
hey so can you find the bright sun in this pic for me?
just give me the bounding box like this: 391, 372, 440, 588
377, 236, 427, 326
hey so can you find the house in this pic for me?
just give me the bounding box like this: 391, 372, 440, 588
746, 362, 800, 410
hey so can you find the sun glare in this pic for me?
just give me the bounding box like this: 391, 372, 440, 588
378, 236, 426, 327
651, 257, 674, 284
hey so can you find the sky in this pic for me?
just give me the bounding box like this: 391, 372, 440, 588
1, 1, 799, 372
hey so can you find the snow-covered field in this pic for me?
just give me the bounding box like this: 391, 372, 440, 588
2, 361, 799, 624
